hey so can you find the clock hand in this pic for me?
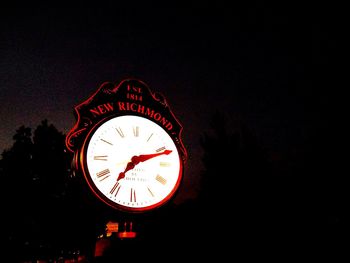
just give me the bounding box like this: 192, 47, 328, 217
116, 150, 172, 181
117, 161, 135, 181
131, 149, 172, 165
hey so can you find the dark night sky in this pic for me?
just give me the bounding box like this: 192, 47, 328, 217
0, 2, 338, 203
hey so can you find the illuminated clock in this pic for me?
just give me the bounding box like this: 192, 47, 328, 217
80, 114, 183, 212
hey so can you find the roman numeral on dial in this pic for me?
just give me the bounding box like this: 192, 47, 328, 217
100, 139, 113, 145
147, 187, 154, 197
96, 169, 110, 181
160, 162, 171, 167
147, 133, 153, 142
133, 126, 139, 137
94, 155, 108, 161
130, 188, 136, 202
110, 181, 121, 196
156, 174, 167, 185
156, 146, 166, 152
116, 127, 125, 138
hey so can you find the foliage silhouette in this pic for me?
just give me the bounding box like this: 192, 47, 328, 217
198, 111, 270, 209
0, 120, 97, 261
195, 109, 345, 258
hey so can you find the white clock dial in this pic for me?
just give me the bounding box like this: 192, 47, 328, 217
81, 115, 182, 212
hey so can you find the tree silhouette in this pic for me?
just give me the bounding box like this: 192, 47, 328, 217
196, 110, 345, 258
1, 125, 34, 187
196, 110, 283, 255
0, 120, 98, 261
32, 119, 69, 198
0, 125, 34, 262
199, 111, 270, 207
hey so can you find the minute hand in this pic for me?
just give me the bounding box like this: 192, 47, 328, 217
131, 150, 172, 165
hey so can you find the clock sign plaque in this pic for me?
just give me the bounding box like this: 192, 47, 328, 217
66, 78, 187, 213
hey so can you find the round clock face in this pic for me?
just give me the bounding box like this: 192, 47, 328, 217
81, 115, 182, 212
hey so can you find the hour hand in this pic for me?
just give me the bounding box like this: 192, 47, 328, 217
117, 161, 135, 181
131, 149, 172, 165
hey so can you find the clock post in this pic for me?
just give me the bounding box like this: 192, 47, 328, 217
66, 78, 187, 260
